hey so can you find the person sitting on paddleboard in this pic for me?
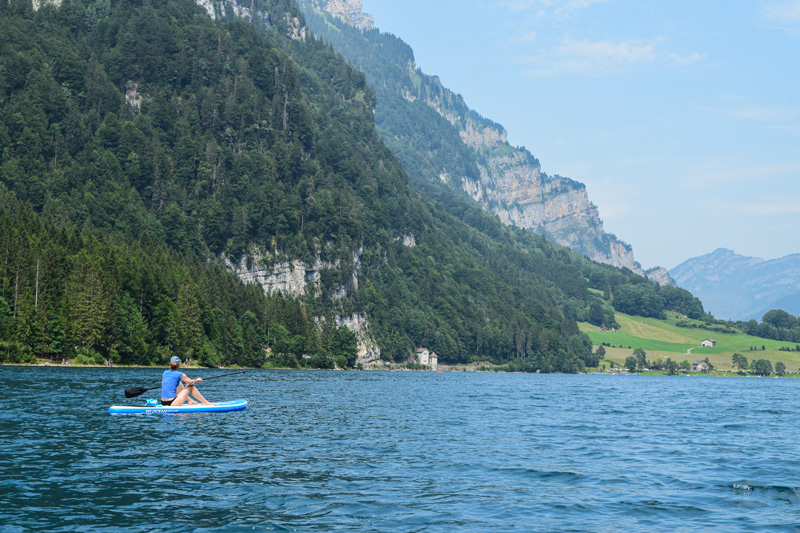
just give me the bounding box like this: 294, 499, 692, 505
161, 356, 211, 406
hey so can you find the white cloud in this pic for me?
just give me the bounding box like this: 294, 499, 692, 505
566, 0, 612, 8
513, 30, 539, 44
680, 160, 800, 187
760, 0, 800, 36
666, 52, 704, 66
700, 103, 800, 125
743, 201, 800, 215
497, 0, 613, 15
729, 106, 800, 121
762, 0, 800, 23
493, 0, 703, 77
521, 37, 658, 77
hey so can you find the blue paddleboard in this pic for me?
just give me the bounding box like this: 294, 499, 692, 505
108, 399, 247, 414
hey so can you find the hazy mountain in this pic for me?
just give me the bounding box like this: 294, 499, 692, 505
296, 0, 671, 285
670, 248, 800, 320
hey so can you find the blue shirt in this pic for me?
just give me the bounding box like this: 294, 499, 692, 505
161, 370, 184, 399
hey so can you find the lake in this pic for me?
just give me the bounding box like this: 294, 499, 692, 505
1, 366, 799, 531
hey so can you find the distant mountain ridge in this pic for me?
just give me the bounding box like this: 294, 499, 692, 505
670, 248, 800, 320
297, 0, 671, 284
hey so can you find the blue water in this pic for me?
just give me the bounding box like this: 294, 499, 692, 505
1, 367, 799, 532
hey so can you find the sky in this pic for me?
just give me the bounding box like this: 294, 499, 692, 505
360, 0, 800, 270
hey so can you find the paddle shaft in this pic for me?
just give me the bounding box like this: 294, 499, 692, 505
124, 370, 245, 398
197, 370, 246, 382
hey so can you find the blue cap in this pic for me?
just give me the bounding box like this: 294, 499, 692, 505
170, 356, 181, 364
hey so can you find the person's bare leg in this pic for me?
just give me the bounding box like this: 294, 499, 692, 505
188, 385, 211, 405
171, 386, 192, 406
173, 383, 198, 404
178, 383, 200, 404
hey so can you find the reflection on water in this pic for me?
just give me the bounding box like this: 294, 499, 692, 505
1, 367, 799, 531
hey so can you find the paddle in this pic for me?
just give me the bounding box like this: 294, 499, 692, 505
124, 370, 246, 398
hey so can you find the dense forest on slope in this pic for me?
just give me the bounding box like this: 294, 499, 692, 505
298, 2, 491, 193
0, 0, 703, 371
0, 185, 356, 367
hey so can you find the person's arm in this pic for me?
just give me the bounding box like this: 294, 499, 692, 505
181, 374, 203, 386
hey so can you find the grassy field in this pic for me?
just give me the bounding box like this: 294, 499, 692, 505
579, 312, 800, 372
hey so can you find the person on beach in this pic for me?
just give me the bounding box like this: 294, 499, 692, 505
161, 356, 211, 406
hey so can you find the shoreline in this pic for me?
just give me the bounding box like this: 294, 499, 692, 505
3, 361, 796, 378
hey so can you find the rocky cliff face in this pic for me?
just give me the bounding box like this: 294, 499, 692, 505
334, 313, 381, 363
645, 266, 672, 287
434, 97, 648, 275
224, 247, 382, 363
195, 0, 271, 30
225, 254, 327, 298
308, 0, 374, 30
30, 0, 62, 10
310, 0, 668, 283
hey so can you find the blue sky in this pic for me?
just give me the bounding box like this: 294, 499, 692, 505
361, 0, 800, 270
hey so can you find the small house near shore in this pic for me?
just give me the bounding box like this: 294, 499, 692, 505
693, 359, 713, 372
700, 339, 716, 347
415, 347, 439, 371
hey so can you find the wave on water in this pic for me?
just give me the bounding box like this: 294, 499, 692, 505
730, 483, 800, 500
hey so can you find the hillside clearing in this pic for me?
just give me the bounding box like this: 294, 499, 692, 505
580, 312, 800, 372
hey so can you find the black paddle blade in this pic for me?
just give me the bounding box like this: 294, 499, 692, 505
124, 386, 150, 398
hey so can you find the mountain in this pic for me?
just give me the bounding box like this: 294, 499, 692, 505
0, 0, 705, 373
296, 0, 671, 285
670, 248, 800, 320
2, 0, 672, 372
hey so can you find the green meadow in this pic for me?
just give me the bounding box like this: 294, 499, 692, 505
579, 313, 800, 372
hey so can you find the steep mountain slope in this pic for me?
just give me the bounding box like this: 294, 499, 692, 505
670, 248, 800, 320
296, 0, 670, 284
1, 0, 657, 371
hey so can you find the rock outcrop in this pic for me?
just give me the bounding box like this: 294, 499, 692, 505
644, 266, 673, 287
226, 254, 325, 298
310, 0, 374, 30
435, 92, 652, 277
335, 313, 381, 364
195, 0, 271, 31
224, 247, 383, 361
31, 0, 62, 10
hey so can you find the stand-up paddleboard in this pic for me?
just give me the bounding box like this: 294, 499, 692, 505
109, 399, 247, 414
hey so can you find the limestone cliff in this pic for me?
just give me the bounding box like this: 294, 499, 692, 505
431, 95, 649, 275
195, 0, 271, 29
224, 247, 381, 364
645, 267, 673, 287
334, 313, 381, 364
30, 0, 61, 10
306, 0, 374, 30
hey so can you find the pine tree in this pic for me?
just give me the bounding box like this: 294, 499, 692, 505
69, 253, 112, 351
177, 280, 202, 361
